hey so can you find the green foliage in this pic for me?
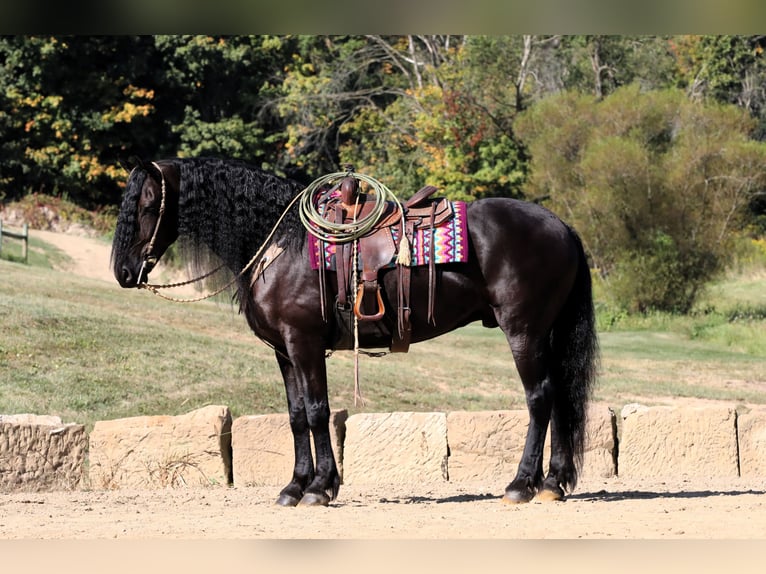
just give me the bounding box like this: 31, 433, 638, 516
153, 35, 291, 171
516, 83, 766, 313
336, 36, 528, 200
0, 36, 160, 207
610, 232, 719, 313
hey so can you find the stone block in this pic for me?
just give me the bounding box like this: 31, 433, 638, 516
619, 404, 738, 478
445, 410, 529, 483
342, 412, 448, 484
446, 405, 616, 483
582, 405, 618, 480
0, 414, 86, 491
231, 410, 347, 486
737, 406, 766, 477
88, 405, 232, 489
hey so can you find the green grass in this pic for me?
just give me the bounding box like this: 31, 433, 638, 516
1, 232, 70, 268
2, 238, 766, 431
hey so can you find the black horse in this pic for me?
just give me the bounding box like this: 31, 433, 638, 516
111, 157, 598, 506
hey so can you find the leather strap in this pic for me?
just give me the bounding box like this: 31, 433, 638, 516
335, 206, 349, 308
428, 201, 437, 325
391, 219, 413, 353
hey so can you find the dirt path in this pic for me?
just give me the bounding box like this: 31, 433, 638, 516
2, 476, 765, 539
31, 229, 115, 283
31, 228, 196, 295
7, 230, 766, 540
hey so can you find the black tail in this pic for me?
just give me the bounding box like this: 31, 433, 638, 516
549, 227, 599, 491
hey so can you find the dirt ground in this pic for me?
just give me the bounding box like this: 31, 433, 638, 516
2, 476, 766, 539
3, 230, 765, 540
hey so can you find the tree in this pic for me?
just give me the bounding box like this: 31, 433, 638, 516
152, 35, 294, 174
0, 36, 160, 206
300, 35, 529, 200
275, 35, 453, 182
516, 84, 766, 313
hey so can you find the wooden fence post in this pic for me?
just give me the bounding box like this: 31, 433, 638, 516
0, 220, 29, 263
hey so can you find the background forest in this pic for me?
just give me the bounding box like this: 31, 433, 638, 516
1, 35, 766, 313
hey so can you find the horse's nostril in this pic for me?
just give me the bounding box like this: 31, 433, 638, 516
120, 266, 134, 287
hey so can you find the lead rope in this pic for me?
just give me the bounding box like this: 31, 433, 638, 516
351, 194, 365, 407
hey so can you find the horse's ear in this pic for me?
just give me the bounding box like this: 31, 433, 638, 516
126, 156, 161, 183
118, 156, 140, 173
145, 160, 163, 184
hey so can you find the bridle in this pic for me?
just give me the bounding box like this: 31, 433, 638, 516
136, 161, 170, 288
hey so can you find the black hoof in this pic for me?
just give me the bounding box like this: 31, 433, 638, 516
275, 493, 301, 507
298, 491, 331, 507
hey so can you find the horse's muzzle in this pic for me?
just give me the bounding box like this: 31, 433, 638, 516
116, 258, 154, 288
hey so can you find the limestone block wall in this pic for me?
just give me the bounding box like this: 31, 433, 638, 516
445, 405, 617, 483
619, 404, 739, 478
342, 412, 449, 484
730, 406, 766, 477
2, 403, 766, 492
231, 410, 347, 486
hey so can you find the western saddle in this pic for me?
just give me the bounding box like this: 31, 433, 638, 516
315, 174, 454, 353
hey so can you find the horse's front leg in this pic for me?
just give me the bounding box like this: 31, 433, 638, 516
274, 351, 314, 507
274, 344, 340, 507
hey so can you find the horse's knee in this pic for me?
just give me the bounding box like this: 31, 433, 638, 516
305, 399, 330, 428
288, 406, 309, 433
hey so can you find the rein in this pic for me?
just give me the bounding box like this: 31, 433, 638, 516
137, 162, 302, 303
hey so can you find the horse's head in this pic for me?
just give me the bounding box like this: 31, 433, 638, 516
111, 158, 179, 288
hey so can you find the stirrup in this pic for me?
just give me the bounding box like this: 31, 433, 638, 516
353, 283, 385, 321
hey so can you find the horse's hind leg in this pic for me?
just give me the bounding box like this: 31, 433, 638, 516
503, 332, 554, 504
537, 415, 569, 501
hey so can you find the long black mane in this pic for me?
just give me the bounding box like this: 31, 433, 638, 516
111, 167, 148, 269
175, 157, 306, 275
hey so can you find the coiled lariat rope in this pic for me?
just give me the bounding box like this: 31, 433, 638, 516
298, 170, 409, 262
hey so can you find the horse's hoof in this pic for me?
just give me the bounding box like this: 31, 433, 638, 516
535, 487, 564, 502
275, 493, 301, 507
502, 489, 535, 504
297, 491, 331, 507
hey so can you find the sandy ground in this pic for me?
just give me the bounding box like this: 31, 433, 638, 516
4, 230, 765, 541
2, 477, 766, 539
